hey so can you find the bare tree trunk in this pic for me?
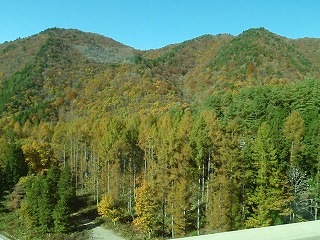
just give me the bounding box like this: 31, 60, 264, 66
144, 155, 147, 179
171, 201, 175, 239
197, 165, 201, 236
162, 193, 166, 238
63, 144, 66, 168
202, 162, 205, 202
133, 162, 136, 199
206, 153, 211, 211
96, 153, 100, 206
75, 143, 78, 190
107, 159, 110, 193
128, 157, 132, 213
183, 208, 187, 235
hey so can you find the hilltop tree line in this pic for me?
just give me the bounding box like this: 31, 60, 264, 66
1, 78, 320, 238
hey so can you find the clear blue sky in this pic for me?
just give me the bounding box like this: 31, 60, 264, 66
1, 0, 319, 50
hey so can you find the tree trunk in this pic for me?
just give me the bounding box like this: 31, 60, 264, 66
171, 201, 175, 239
206, 153, 211, 211
107, 159, 110, 193
197, 165, 201, 236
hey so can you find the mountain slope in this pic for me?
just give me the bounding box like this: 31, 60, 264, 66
208, 28, 316, 89
1, 27, 320, 124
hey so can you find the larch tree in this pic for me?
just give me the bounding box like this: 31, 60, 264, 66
205, 113, 232, 233
98, 194, 120, 224
284, 110, 307, 222
173, 110, 194, 236
206, 119, 246, 231
133, 180, 159, 239
190, 111, 214, 235
155, 112, 177, 237
283, 110, 305, 166
137, 114, 157, 180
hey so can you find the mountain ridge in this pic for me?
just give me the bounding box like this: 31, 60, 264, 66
1, 27, 320, 123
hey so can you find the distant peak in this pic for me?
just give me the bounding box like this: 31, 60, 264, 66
240, 27, 274, 36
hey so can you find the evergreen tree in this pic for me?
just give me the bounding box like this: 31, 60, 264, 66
38, 176, 51, 232
246, 122, 291, 227
308, 160, 320, 220
53, 166, 75, 233
4, 143, 28, 191
0, 167, 4, 199
38, 165, 60, 232
21, 175, 43, 227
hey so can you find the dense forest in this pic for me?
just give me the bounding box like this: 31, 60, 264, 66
1, 27, 320, 239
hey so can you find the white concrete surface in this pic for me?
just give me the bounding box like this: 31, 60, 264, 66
0, 233, 11, 240
90, 226, 125, 240
178, 220, 320, 240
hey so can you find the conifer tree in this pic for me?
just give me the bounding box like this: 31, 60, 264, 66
38, 176, 52, 232
53, 166, 75, 233
98, 194, 120, 224
308, 160, 320, 220
206, 115, 232, 232
38, 165, 60, 231
191, 112, 214, 235
246, 122, 291, 227
133, 180, 158, 238
0, 167, 4, 199
4, 143, 28, 191
172, 110, 194, 236
284, 111, 306, 222
21, 175, 43, 227
138, 114, 157, 180
283, 110, 305, 166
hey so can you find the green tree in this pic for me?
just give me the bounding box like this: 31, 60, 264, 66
308, 160, 320, 220
20, 175, 43, 227
246, 122, 291, 227
53, 166, 75, 233
38, 165, 60, 232
4, 143, 28, 191
0, 167, 5, 199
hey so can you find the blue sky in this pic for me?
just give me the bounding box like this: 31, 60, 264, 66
1, 0, 319, 50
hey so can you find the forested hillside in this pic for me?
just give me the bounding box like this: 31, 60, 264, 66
1, 27, 320, 239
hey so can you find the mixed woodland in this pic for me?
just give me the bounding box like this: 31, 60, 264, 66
1, 27, 320, 239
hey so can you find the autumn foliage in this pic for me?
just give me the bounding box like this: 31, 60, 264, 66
1, 28, 320, 239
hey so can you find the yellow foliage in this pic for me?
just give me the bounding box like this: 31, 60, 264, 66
21, 140, 55, 173
133, 180, 158, 235
97, 194, 119, 223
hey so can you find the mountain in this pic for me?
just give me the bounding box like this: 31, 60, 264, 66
0, 27, 320, 123
208, 28, 316, 88
0, 28, 139, 122
2, 28, 320, 239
